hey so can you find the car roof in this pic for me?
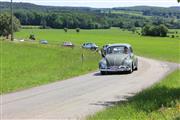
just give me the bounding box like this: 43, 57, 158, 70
84, 42, 95, 44
85, 42, 94, 44
108, 43, 131, 48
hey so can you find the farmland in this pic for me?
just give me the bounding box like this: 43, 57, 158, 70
1, 28, 180, 94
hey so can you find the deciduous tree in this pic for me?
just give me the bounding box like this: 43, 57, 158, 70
0, 13, 21, 39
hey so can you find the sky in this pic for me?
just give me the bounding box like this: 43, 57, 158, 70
0, 0, 179, 8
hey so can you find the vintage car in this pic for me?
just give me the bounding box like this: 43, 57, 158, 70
82, 43, 98, 50
99, 44, 138, 75
62, 42, 74, 48
39, 40, 48, 44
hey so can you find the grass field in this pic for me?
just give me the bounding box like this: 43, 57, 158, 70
0, 41, 100, 94
88, 69, 180, 120
15, 28, 180, 63
111, 10, 143, 16
1, 28, 180, 93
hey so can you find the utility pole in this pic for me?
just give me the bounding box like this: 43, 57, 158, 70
10, 0, 13, 41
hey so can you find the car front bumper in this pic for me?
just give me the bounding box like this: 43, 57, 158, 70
100, 66, 131, 72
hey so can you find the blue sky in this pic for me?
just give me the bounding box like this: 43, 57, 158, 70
0, 0, 179, 8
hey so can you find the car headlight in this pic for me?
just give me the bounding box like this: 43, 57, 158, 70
123, 59, 131, 66
99, 60, 107, 69
100, 63, 107, 68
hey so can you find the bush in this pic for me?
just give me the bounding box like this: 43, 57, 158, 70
130, 27, 136, 33
141, 24, 168, 37
76, 28, 80, 33
171, 35, 175, 38
29, 34, 35, 40
64, 28, 68, 32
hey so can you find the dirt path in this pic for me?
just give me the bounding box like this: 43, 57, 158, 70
0, 57, 179, 119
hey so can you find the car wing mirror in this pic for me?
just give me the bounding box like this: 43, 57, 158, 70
102, 53, 105, 58
101, 50, 105, 57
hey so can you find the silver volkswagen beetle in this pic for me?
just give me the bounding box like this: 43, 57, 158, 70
99, 44, 138, 75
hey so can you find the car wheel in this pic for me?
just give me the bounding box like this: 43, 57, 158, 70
134, 66, 138, 71
128, 64, 133, 73
134, 59, 138, 71
101, 71, 106, 75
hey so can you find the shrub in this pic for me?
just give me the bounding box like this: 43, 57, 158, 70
29, 34, 35, 40
76, 28, 80, 33
141, 24, 168, 37
64, 28, 68, 32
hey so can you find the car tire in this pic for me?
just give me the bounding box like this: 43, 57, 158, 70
134, 66, 138, 71
128, 64, 133, 73
101, 71, 106, 75
134, 59, 138, 71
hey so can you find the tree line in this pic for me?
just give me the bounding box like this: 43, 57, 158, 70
113, 6, 180, 19
0, 2, 180, 29
11, 10, 180, 30
0, 13, 170, 38
14, 11, 111, 29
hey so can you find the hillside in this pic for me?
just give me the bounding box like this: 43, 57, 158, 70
0, 2, 180, 29
1, 2, 180, 16
0, 2, 95, 13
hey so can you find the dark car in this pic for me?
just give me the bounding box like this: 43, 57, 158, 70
82, 43, 98, 50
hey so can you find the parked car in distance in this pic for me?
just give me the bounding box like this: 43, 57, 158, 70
82, 43, 98, 50
99, 44, 138, 75
39, 40, 48, 44
62, 42, 74, 48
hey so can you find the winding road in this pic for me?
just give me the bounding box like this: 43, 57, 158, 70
0, 57, 179, 119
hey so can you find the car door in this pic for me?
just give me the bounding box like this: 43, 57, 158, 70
130, 47, 137, 68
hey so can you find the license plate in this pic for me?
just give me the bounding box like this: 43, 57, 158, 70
110, 66, 118, 70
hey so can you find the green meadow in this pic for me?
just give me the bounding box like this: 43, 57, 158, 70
15, 28, 180, 62
1, 28, 180, 94
0, 41, 100, 94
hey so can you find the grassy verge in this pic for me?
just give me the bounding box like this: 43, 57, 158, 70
88, 69, 180, 120
0, 41, 100, 94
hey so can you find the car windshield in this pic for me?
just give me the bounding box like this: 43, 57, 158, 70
64, 42, 72, 45
86, 43, 94, 46
106, 46, 129, 54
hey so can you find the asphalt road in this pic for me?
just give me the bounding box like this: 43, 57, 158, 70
0, 57, 179, 119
